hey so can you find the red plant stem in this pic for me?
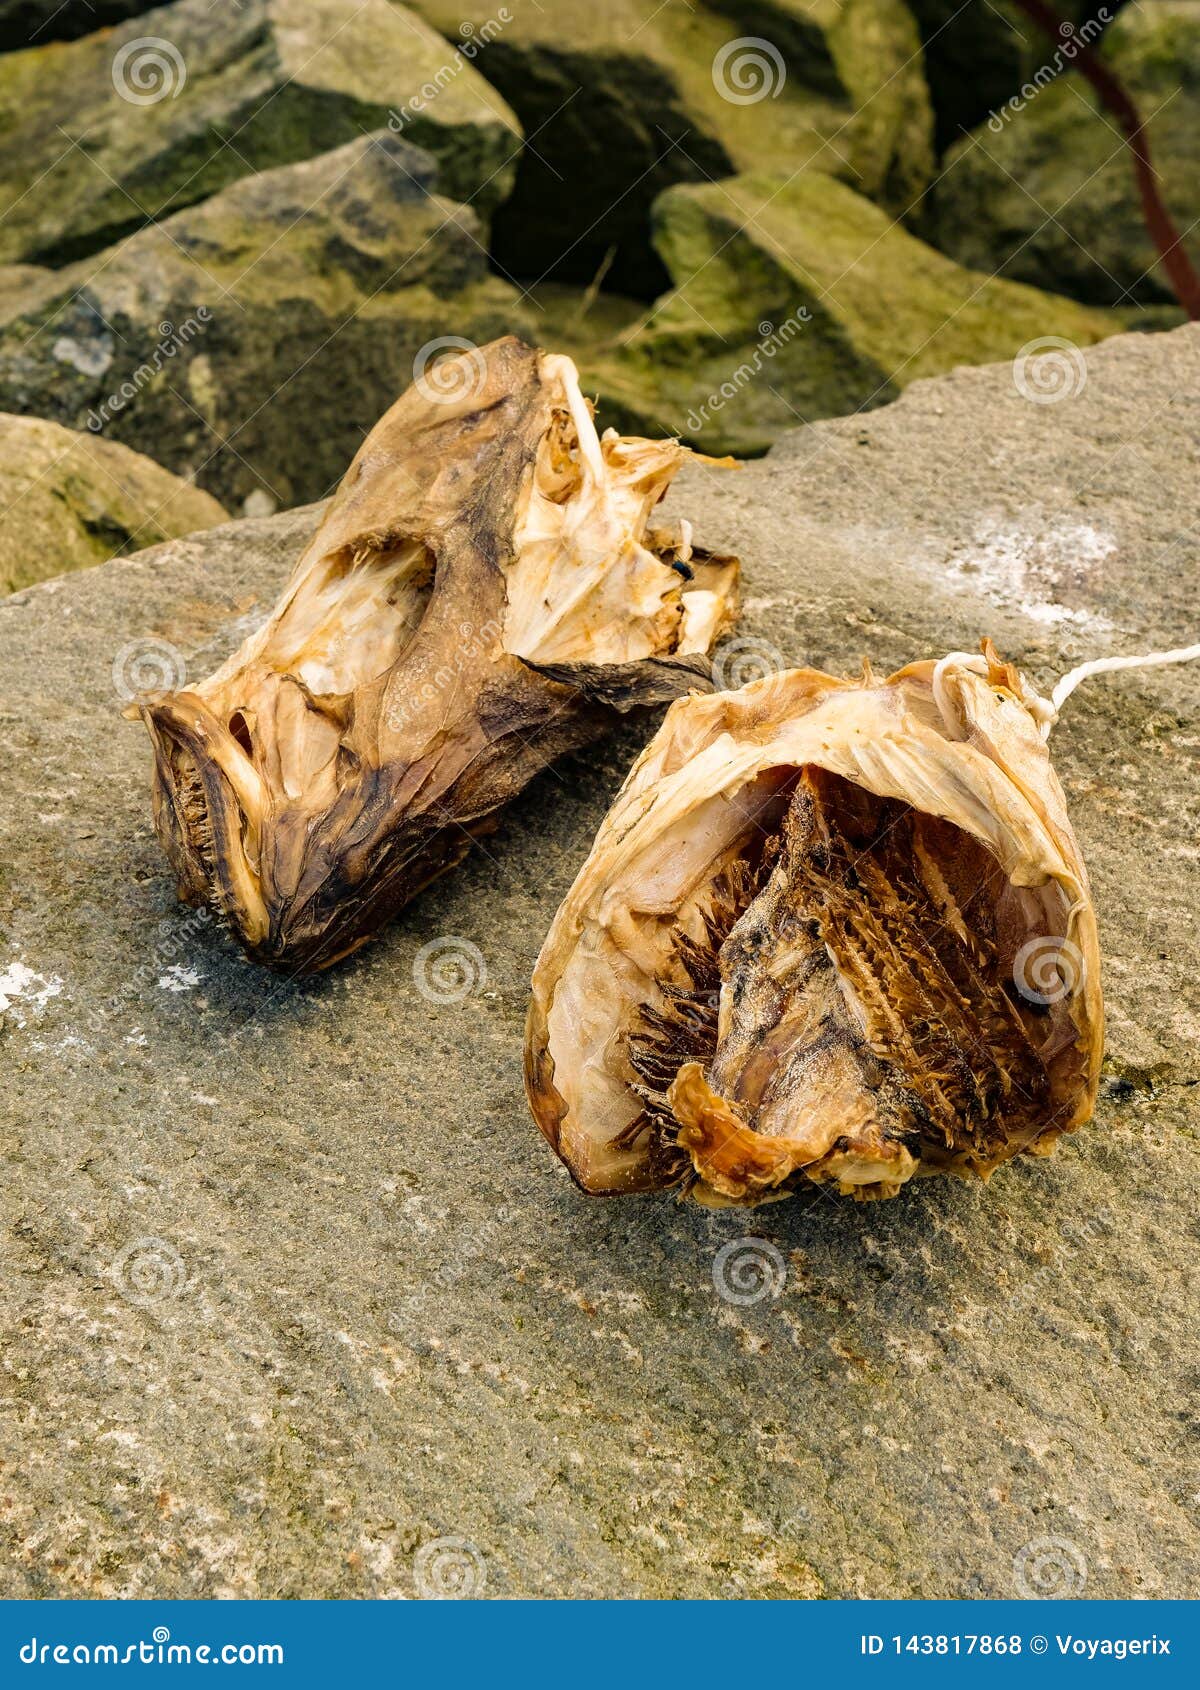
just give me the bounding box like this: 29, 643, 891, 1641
1010, 0, 1200, 319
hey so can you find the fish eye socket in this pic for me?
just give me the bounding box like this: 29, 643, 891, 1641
228, 711, 253, 756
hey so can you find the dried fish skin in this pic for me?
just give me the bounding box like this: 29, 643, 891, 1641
526, 651, 1103, 1204
134, 338, 738, 972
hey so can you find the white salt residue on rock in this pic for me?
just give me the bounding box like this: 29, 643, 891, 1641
948, 515, 1117, 631
0, 960, 63, 1026
158, 965, 204, 993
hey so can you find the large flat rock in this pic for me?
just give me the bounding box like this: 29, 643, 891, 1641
1, 325, 1198, 1598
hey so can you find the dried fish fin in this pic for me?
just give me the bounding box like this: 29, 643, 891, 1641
502, 363, 736, 666
522, 654, 715, 711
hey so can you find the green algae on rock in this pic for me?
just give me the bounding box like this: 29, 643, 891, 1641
410, 0, 933, 294
0, 134, 531, 510
583, 170, 1126, 455
0, 0, 520, 267
0, 412, 225, 596
929, 1, 1200, 305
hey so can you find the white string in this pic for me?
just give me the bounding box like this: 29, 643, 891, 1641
934, 644, 1200, 742
1049, 643, 1200, 729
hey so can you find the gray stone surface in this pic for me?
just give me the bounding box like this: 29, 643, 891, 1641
1, 326, 1198, 1598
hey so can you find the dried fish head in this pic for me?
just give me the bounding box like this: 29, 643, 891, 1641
526, 647, 1103, 1203
134, 338, 738, 970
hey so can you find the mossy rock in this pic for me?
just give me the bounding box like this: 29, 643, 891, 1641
582, 169, 1131, 455
0, 411, 225, 595
928, 1, 1200, 304
907, 2, 1103, 153
0, 0, 520, 266
410, 0, 933, 294
0, 133, 532, 510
